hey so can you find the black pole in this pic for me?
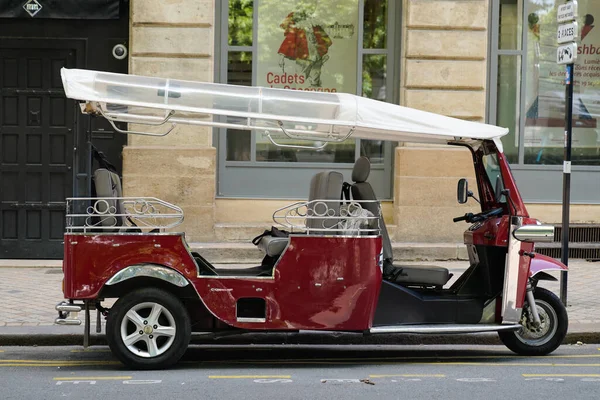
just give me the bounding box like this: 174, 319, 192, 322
560, 63, 574, 306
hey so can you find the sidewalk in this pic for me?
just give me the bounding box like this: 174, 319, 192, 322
0, 260, 599, 345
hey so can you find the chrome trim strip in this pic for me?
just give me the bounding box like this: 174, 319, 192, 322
502, 216, 523, 324
236, 317, 266, 323
369, 324, 522, 334
63, 232, 379, 239
105, 264, 189, 287
196, 275, 275, 280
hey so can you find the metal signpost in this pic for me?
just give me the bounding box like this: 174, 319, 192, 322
556, 0, 578, 305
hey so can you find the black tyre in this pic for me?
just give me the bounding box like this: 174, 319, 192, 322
498, 287, 568, 356
106, 287, 191, 370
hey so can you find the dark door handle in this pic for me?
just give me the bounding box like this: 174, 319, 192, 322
484, 232, 495, 240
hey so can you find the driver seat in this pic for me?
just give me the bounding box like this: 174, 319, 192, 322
349, 157, 450, 287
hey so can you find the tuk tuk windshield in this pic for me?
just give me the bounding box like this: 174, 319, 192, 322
482, 153, 505, 203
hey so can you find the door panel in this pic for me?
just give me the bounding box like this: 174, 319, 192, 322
0, 46, 76, 258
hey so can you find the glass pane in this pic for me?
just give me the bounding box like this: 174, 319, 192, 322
363, 0, 387, 49
497, 55, 520, 164
256, 133, 355, 163
227, 52, 252, 86
361, 54, 386, 162
524, 0, 600, 165
255, 1, 360, 93
483, 153, 505, 203
229, 0, 253, 46
499, 0, 522, 50
362, 54, 386, 99
360, 140, 384, 163
226, 129, 251, 161
226, 52, 252, 161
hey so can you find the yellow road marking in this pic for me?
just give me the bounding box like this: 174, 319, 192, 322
0, 350, 4, 352
54, 376, 132, 381
200, 354, 600, 365
0, 359, 117, 364
523, 374, 600, 378
201, 359, 600, 367
209, 375, 291, 379
0, 360, 120, 367
370, 374, 445, 378
0, 364, 119, 367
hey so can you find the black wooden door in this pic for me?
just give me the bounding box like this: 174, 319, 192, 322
0, 44, 77, 259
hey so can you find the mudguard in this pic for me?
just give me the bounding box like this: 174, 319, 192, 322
529, 253, 568, 279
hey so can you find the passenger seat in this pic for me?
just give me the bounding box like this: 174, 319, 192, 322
349, 157, 450, 288
94, 168, 126, 229
255, 170, 344, 258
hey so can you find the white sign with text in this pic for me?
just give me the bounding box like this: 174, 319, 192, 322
557, 21, 578, 43
557, 1, 578, 23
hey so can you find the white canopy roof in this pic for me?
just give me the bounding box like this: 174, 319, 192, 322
61, 68, 508, 150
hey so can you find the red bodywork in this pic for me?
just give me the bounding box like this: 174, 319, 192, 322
63, 234, 382, 331
463, 147, 566, 310
61, 142, 565, 330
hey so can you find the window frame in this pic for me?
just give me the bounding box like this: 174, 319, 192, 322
487, 0, 600, 204
214, 0, 400, 199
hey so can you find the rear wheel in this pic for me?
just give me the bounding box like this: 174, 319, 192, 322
499, 287, 568, 356
106, 287, 191, 370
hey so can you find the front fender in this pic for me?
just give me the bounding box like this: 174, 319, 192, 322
529, 253, 568, 278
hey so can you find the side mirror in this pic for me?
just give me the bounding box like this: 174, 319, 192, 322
457, 178, 468, 204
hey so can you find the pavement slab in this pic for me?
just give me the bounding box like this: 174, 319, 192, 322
0, 260, 598, 345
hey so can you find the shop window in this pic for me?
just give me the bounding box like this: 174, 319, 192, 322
491, 0, 600, 166
217, 0, 397, 198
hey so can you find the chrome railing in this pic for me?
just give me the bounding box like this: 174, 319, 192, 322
66, 197, 183, 233
272, 199, 381, 235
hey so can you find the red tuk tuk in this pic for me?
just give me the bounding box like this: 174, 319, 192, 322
55, 69, 568, 369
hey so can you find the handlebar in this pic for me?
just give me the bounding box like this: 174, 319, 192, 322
453, 208, 503, 224
453, 213, 472, 223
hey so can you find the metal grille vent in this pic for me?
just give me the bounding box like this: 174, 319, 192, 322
535, 224, 600, 260
553, 225, 600, 243
536, 247, 600, 260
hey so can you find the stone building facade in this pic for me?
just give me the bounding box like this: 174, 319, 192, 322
2, 0, 598, 259
121, 0, 599, 255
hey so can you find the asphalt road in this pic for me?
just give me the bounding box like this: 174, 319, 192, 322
1, 344, 600, 400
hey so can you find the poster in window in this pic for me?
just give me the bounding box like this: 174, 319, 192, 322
256, 0, 359, 94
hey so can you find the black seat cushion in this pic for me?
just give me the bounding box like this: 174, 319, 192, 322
385, 262, 450, 287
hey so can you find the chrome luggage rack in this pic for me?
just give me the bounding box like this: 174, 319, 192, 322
66, 197, 184, 233
86, 101, 355, 150
272, 199, 381, 235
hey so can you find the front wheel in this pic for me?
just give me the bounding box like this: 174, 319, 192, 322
106, 287, 191, 370
499, 287, 568, 356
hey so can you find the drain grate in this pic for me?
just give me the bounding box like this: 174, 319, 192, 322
554, 225, 600, 242
536, 246, 600, 260
536, 224, 600, 259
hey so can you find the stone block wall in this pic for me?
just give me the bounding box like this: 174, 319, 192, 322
123, 0, 217, 241
395, 0, 489, 242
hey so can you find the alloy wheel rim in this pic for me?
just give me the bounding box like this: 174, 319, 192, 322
515, 299, 558, 347
120, 302, 176, 358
